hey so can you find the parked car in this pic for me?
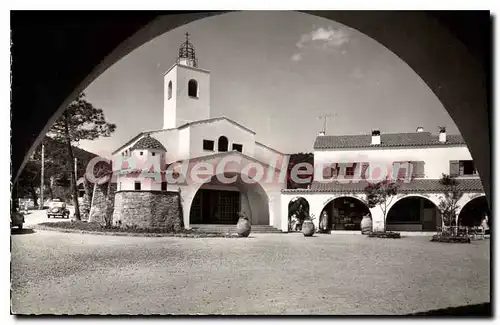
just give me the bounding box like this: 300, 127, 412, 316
11, 210, 24, 229
47, 199, 70, 218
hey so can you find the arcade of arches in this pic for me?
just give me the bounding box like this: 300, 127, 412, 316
282, 191, 489, 233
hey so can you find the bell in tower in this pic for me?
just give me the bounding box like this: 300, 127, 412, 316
177, 32, 198, 68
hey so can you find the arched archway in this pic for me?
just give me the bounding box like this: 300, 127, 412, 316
288, 197, 310, 231
387, 196, 442, 231
458, 195, 490, 229
320, 196, 370, 232
218, 136, 228, 152
188, 173, 269, 225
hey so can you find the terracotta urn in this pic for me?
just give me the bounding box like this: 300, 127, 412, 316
361, 214, 372, 235
236, 216, 251, 237
302, 219, 315, 237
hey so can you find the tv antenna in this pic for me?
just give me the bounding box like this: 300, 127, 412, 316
317, 113, 336, 135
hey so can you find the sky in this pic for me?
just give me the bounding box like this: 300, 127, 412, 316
81, 11, 459, 156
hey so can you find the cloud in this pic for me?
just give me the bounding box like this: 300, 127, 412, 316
291, 26, 350, 62
296, 26, 350, 50
290, 53, 303, 62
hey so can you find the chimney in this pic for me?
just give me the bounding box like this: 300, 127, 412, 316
439, 126, 446, 143
318, 131, 325, 136
371, 130, 381, 145
416, 126, 424, 133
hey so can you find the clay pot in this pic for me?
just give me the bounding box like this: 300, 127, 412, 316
302, 219, 315, 237
236, 217, 251, 237
361, 215, 372, 235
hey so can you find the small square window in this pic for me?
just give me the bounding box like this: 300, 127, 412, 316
203, 140, 214, 151
161, 182, 167, 191
232, 143, 243, 152
140, 151, 143, 156
152, 152, 156, 156
134, 181, 141, 190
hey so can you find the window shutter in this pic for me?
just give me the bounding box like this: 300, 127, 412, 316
392, 161, 409, 179
323, 165, 332, 178
449, 160, 459, 177
411, 161, 425, 178
361, 162, 369, 179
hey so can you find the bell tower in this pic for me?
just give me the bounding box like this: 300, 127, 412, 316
163, 33, 211, 129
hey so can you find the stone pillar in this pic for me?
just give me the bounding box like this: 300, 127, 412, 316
371, 207, 384, 232
178, 184, 196, 229
281, 195, 290, 232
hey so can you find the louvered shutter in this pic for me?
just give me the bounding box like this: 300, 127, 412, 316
392, 161, 409, 179
411, 161, 425, 178
323, 164, 332, 178
449, 160, 460, 177
361, 162, 369, 179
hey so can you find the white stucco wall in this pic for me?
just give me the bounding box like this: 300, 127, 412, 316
314, 145, 474, 179
163, 64, 211, 129
186, 119, 256, 159
150, 129, 179, 163
254, 142, 285, 168
177, 127, 191, 161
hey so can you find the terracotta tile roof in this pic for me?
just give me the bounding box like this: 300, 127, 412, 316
130, 135, 166, 151
314, 132, 466, 149
282, 178, 484, 194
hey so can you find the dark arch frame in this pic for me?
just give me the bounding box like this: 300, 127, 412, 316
11, 12, 490, 209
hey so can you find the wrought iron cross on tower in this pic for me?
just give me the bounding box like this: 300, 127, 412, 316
318, 113, 336, 135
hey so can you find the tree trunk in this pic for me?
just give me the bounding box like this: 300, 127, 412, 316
104, 178, 113, 228
63, 112, 80, 220
81, 175, 92, 221
29, 184, 38, 209
49, 176, 55, 200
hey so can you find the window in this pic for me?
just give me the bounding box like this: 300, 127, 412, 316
392, 161, 425, 179
134, 181, 141, 190
203, 140, 214, 151
167, 81, 172, 100
188, 79, 198, 98
346, 163, 357, 176
451, 160, 477, 176
140, 151, 143, 156
152, 152, 156, 156
218, 136, 228, 152
232, 143, 243, 152
161, 182, 167, 191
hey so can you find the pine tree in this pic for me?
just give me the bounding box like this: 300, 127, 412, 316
47, 93, 116, 220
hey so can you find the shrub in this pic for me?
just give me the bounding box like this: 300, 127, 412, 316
368, 231, 401, 239
431, 234, 471, 244
37, 221, 241, 238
